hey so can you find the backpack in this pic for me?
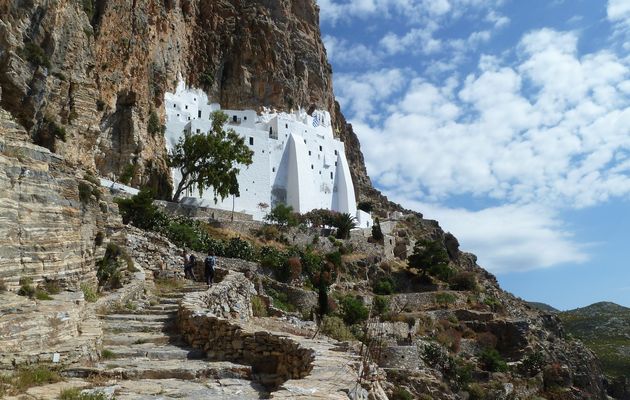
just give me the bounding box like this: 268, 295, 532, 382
204, 256, 216, 270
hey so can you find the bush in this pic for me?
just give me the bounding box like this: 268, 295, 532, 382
96, 243, 126, 290
224, 237, 255, 260
251, 296, 268, 317
391, 387, 413, 400
334, 213, 356, 239
449, 271, 477, 291
521, 351, 545, 377
371, 218, 384, 241
34, 289, 53, 300
20, 42, 50, 68
43, 279, 61, 295
18, 277, 35, 298
0, 278, 6, 292
325, 251, 342, 269
265, 204, 300, 227
94, 231, 104, 246
373, 295, 389, 315
12, 365, 61, 392
147, 110, 165, 136
435, 292, 457, 307
429, 263, 455, 282
59, 387, 110, 400
78, 182, 93, 204
373, 277, 395, 295
467, 383, 487, 400
340, 296, 369, 325
408, 239, 449, 276
81, 283, 98, 302
321, 315, 354, 341
266, 288, 296, 312
479, 348, 508, 372
118, 163, 136, 185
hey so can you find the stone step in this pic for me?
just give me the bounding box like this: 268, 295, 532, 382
145, 304, 179, 311
102, 320, 175, 334
101, 377, 265, 399
101, 313, 175, 322
102, 344, 205, 360
159, 292, 186, 299
131, 308, 179, 315
103, 332, 180, 346
64, 359, 252, 381
158, 298, 180, 305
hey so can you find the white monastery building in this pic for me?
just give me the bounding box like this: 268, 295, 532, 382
164, 81, 373, 228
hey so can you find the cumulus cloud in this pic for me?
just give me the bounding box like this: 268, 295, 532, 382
342, 29, 630, 210
389, 198, 590, 273
323, 35, 380, 67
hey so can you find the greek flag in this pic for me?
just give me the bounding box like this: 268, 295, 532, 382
312, 114, 320, 127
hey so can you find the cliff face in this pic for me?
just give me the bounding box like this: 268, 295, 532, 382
0, 0, 372, 200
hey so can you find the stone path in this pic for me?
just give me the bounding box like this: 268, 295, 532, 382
60, 282, 266, 399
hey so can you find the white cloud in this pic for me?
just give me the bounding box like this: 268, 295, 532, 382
343, 29, 630, 211
389, 197, 590, 273
607, 0, 630, 21
323, 35, 381, 66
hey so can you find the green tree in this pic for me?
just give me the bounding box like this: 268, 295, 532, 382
408, 239, 450, 276
371, 217, 384, 242
265, 203, 300, 227
169, 111, 253, 202
334, 213, 356, 239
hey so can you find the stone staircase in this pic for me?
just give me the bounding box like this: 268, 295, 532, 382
63, 282, 266, 399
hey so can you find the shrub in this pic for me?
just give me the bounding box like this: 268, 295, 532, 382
251, 296, 268, 317
35, 289, 53, 300
119, 163, 136, 185
373, 295, 389, 315
391, 387, 413, 400
521, 351, 546, 377
479, 348, 508, 372
340, 296, 369, 325
467, 383, 487, 400
371, 217, 384, 242
147, 110, 165, 136
60, 387, 110, 400
449, 271, 477, 291
435, 292, 457, 307
325, 251, 342, 269
224, 237, 255, 260
20, 42, 50, 68
43, 279, 61, 295
373, 277, 395, 295
94, 231, 104, 246
200, 68, 214, 86
267, 288, 296, 312
13, 365, 61, 392
321, 315, 354, 341
18, 277, 35, 298
484, 297, 505, 313
429, 263, 455, 282
78, 182, 93, 204
96, 243, 125, 290
437, 328, 462, 352
265, 203, 300, 227
255, 224, 280, 241
81, 283, 98, 302
0, 278, 6, 292
408, 239, 449, 276
286, 257, 302, 282
83, 173, 100, 186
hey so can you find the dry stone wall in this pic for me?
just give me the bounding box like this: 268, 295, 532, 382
178, 271, 315, 388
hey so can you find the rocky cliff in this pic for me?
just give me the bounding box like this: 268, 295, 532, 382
0, 0, 375, 202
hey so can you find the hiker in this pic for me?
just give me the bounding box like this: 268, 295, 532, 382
184, 253, 196, 281
204, 251, 216, 287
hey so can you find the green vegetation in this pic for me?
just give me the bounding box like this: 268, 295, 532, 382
479, 348, 508, 372
81, 0, 96, 20
200, 68, 214, 86
391, 387, 413, 400
59, 387, 110, 400
435, 292, 457, 307
118, 163, 137, 185
334, 213, 356, 239
148, 110, 165, 136
320, 315, 354, 341
96, 243, 131, 290
373, 277, 395, 295
371, 217, 384, 241
81, 283, 98, 302
101, 349, 116, 360
408, 239, 452, 280
560, 302, 630, 379
265, 203, 300, 227
449, 271, 477, 291
251, 296, 268, 317
340, 295, 369, 325
9, 365, 61, 393
95, 231, 105, 246
20, 42, 51, 68
35, 290, 53, 300
168, 110, 254, 202
0, 278, 6, 292
266, 288, 296, 312
373, 295, 389, 315
78, 182, 93, 204
17, 276, 35, 298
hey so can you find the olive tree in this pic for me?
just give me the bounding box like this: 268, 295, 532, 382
169, 111, 253, 203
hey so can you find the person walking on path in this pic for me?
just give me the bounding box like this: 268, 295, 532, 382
184, 251, 197, 281
204, 251, 216, 287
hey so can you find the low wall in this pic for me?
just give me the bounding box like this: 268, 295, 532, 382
155, 200, 253, 222
177, 272, 315, 388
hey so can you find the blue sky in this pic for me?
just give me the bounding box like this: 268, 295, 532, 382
318, 0, 630, 310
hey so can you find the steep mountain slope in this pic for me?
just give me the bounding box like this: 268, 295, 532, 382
0, 1, 615, 399
527, 302, 560, 313
560, 302, 630, 380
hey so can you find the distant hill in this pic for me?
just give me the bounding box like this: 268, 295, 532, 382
560, 302, 630, 379
527, 301, 559, 313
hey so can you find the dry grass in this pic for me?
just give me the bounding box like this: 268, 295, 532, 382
0, 365, 62, 395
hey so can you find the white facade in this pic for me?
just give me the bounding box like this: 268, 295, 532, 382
164, 81, 372, 228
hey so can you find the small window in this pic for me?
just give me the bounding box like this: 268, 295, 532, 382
249, 137, 254, 146
188, 116, 191, 120
262, 150, 265, 153
308, 151, 311, 156
319, 145, 322, 151
173, 104, 176, 108
198, 110, 201, 118
330, 172, 333, 179
272, 167, 276, 172
185, 105, 188, 109
311, 164, 314, 169
334, 150, 338, 155
319, 171, 321, 175
196, 129, 200, 133
233, 115, 238, 123
244, 116, 247, 120
285, 123, 288, 128
194, 98, 196, 101
335, 162, 338, 166
304, 139, 307, 144
177, 113, 180, 117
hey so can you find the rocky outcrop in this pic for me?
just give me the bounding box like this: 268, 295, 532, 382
0, 106, 122, 290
